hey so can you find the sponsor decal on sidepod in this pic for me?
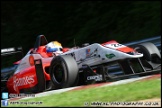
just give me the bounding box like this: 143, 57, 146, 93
13, 75, 35, 91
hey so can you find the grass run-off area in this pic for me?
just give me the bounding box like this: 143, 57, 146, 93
8, 78, 161, 107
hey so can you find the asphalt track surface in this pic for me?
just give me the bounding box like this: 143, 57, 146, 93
8, 73, 161, 101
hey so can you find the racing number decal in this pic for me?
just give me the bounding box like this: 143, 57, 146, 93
105, 43, 125, 49
111, 43, 123, 47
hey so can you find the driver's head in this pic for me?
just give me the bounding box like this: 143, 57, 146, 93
46, 41, 63, 56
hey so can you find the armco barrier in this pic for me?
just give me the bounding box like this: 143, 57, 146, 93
123, 36, 161, 51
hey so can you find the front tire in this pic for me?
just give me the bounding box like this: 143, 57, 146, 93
49, 55, 79, 89
134, 42, 161, 72
134, 42, 161, 63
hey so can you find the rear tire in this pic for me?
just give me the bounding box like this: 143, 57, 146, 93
49, 55, 79, 89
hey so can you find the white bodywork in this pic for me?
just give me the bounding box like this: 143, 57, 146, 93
14, 41, 143, 74
62, 43, 143, 68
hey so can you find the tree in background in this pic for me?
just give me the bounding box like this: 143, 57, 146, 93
1, 1, 161, 53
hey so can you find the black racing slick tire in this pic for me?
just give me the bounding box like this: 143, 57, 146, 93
134, 42, 161, 63
49, 55, 79, 89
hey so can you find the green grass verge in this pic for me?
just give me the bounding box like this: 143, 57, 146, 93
7, 78, 161, 107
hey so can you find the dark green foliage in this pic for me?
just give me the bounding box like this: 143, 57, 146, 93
1, 1, 161, 53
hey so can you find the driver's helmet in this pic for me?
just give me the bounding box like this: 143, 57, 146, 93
46, 41, 63, 56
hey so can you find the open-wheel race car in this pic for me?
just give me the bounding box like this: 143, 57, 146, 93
1, 35, 161, 94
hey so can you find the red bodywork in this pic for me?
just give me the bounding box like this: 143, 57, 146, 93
102, 40, 135, 53
7, 46, 52, 94
6, 40, 134, 94
6, 45, 70, 94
